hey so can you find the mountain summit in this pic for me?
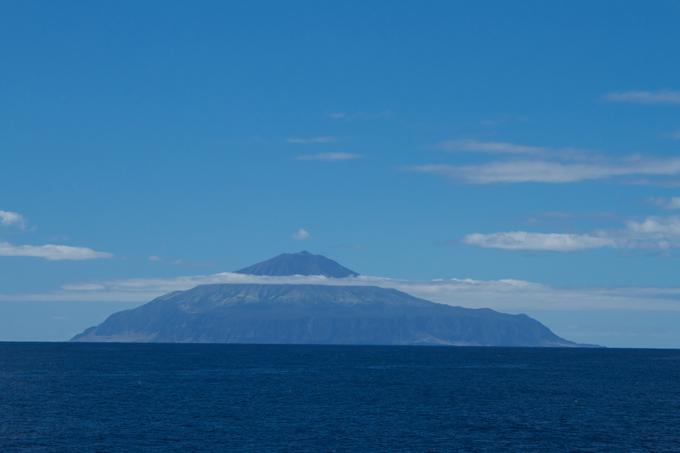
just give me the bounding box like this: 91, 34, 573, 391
235, 251, 358, 278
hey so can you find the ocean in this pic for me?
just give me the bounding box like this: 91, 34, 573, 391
1, 343, 679, 452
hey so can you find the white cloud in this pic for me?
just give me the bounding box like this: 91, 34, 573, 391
61, 283, 107, 291
6, 271, 680, 313
463, 232, 615, 252
604, 90, 680, 105
650, 197, 680, 210
327, 111, 392, 121
0, 210, 26, 229
287, 136, 336, 144
463, 214, 680, 252
292, 228, 310, 241
410, 156, 680, 184
438, 139, 546, 154
296, 152, 362, 161
411, 161, 616, 183
147, 255, 192, 266
0, 242, 112, 261
626, 216, 680, 236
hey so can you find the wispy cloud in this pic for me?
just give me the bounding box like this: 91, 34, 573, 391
327, 110, 392, 121
296, 152, 362, 161
604, 90, 680, 105
437, 139, 546, 155
463, 214, 680, 252
292, 228, 310, 240
626, 216, 680, 238
523, 211, 617, 227
0, 210, 26, 229
463, 232, 615, 252
650, 197, 680, 210
0, 242, 112, 261
410, 156, 680, 184
286, 136, 336, 144
6, 271, 680, 313
146, 255, 212, 268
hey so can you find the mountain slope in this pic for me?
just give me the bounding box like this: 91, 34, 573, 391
235, 251, 358, 277
72, 284, 579, 347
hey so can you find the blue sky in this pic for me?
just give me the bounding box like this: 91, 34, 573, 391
3, 1, 680, 346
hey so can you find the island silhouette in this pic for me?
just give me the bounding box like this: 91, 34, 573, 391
73, 251, 583, 347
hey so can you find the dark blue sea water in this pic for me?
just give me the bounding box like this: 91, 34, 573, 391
1, 344, 679, 452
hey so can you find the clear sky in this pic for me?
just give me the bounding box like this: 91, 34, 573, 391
2, 1, 680, 347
